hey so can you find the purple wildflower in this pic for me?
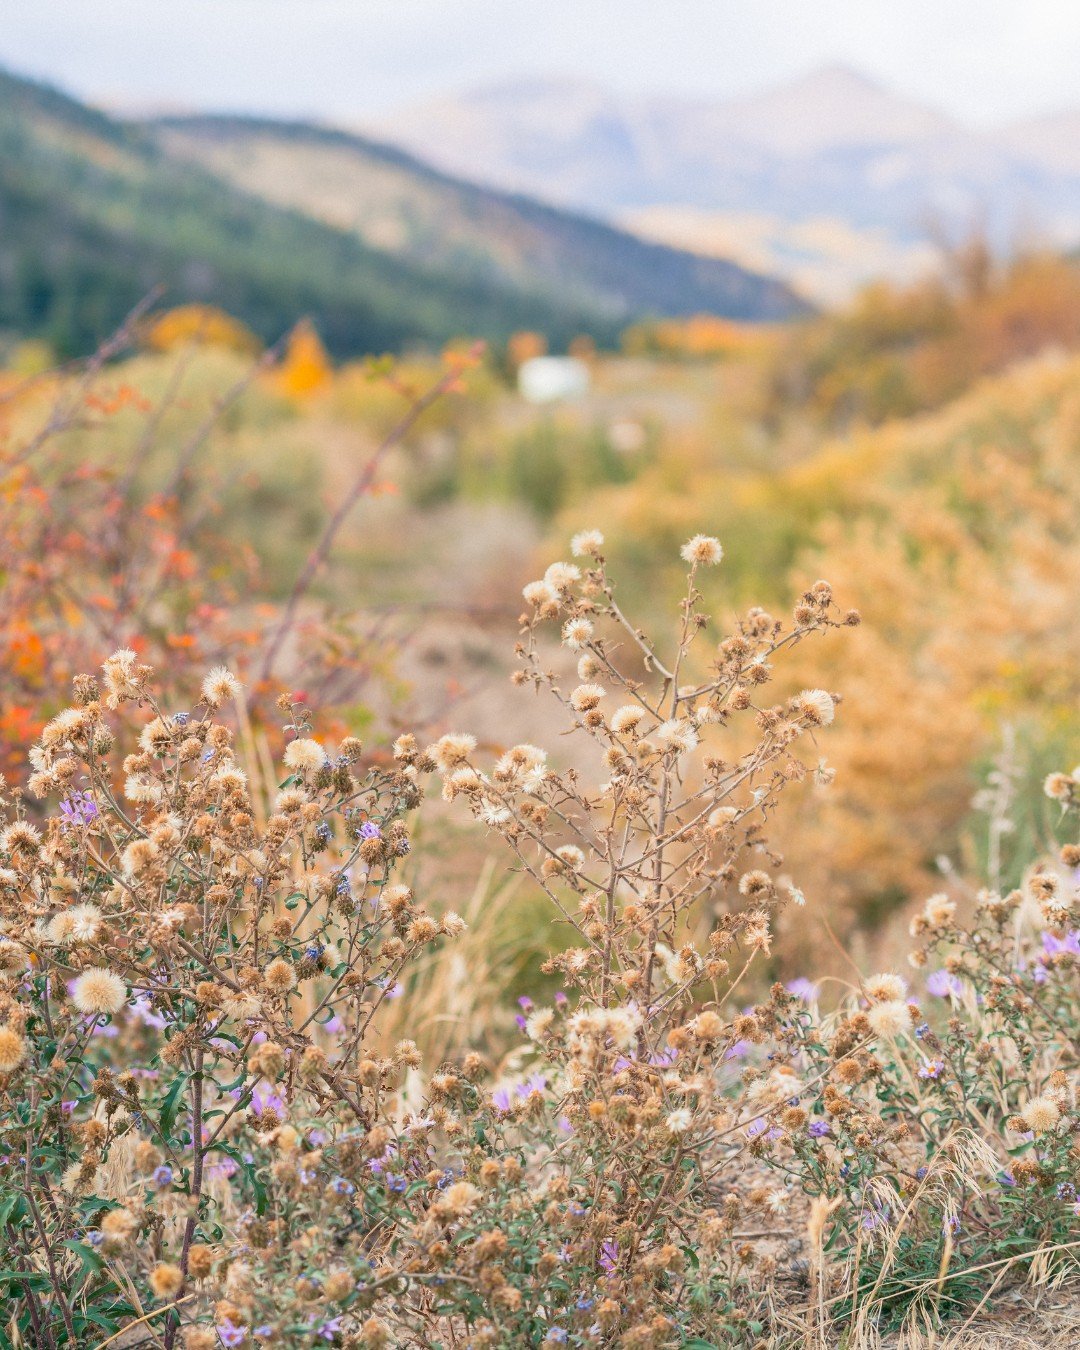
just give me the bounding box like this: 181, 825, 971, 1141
861, 1205, 889, 1232
59, 792, 98, 828
128, 995, 168, 1031
927, 969, 964, 998
247, 1082, 286, 1117
786, 977, 819, 1001
1042, 929, 1080, 958
598, 1240, 619, 1274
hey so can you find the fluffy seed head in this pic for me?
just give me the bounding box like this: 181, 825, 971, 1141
654, 718, 699, 755
570, 684, 605, 712
149, 1263, 184, 1299
69, 904, 103, 943
689, 1010, 724, 1042
522, 580, 558, 606
100, 1207, 138, 1243
71, 968, 127, 1016
201, 667, 242, 707
430, 733, 477, 772
433, 1180, 482, 1220
0, 821, 41, 856
544, 561, 581, 590
101, 648, 142, 707
283, 739, 328, 773
570, 529, 604, 558
864, 973, 908, 1003
610, 705, 646, 735
796, 689, 835, 726
45, 912, 76, 946
680, 535, 723, 566
0, 1026, 27, 1073
562, 618, 594, 651
264, 958, 297, 994
867, 999, 911, 1038
1020, 1096, 1061, 1133
121, 838, 159, 879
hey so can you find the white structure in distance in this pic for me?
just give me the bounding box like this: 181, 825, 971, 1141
517, 355, 590, 404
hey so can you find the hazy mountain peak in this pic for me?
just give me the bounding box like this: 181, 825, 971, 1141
464, 74, 612, 106
716, 61, 957, 154
373, 62, 1080, 302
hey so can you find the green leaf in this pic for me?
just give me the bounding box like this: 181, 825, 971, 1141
159, 1072, 189, 1141
0, 1193, 25, 1227
63, 1238, 104, 1276
0, 1269, 51, 1292
215, 1144, 268, 1216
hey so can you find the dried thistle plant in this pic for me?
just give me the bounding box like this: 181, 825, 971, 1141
3, 529, 1075, 1349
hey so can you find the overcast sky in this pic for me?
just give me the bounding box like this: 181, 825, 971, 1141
2, 0, 1078, 127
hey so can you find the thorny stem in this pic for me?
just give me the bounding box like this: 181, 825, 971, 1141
163, 1046, 204, 1350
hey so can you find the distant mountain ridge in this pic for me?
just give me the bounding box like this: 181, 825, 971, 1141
147, 112, 807, 324
0, 65, 806, 359
374, 65, 1080, 300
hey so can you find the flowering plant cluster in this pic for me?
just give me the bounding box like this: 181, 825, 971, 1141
0, 654, 461, 1347
739, 757, 1080, 1340
2, 531, 1075, 1347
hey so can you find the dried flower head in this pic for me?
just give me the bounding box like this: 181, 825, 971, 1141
71, 967, 127, 1016
1020, 1096, 1061, 1133
680, 535, 724, 566
866, 999, 912, 1039
571, 529, 604, 558
283, 738, 328, 773
0, 1026, 26, 1073
201, 666, 242, 707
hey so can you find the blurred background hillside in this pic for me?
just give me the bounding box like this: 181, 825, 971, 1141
4, 0, 1080, 990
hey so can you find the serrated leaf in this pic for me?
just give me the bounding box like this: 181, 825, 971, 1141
159, 1072, 189, 1141
64, 1237, 104, 1275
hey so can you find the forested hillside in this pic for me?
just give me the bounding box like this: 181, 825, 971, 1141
0, 68, 807, 358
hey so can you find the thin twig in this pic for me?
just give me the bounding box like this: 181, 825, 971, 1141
258, 363, 461, 684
